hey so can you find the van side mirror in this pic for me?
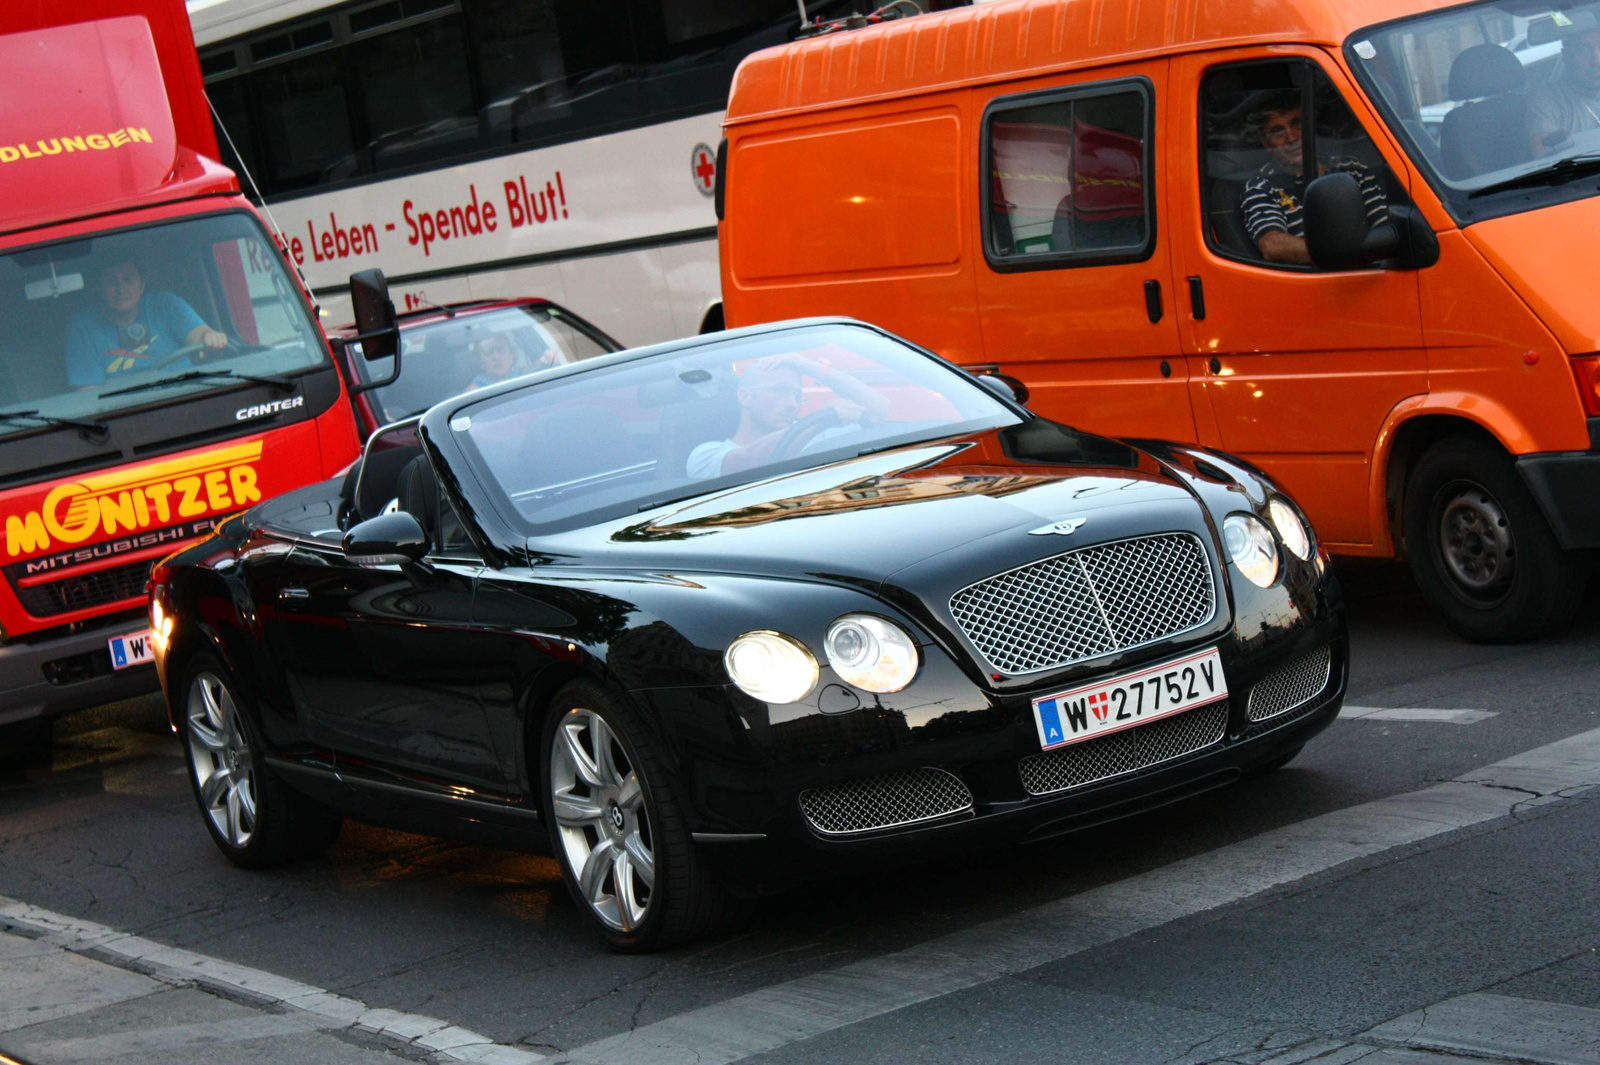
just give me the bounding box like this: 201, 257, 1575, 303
343, 511, 428, 565
346, 268, 402, 395
1304, 173, 1438, 272
975, 371, 1029, 406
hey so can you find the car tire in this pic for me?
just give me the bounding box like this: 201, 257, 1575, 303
1402, 436, 1587, 643
179, 652, 343, 869
0, 718, 52, 772
542, 680, 731, 951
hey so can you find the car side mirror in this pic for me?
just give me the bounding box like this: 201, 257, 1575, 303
346, 269, 402, 396
343, 511, 428, 565
1304, 173, 1438, 272
975, 371, 1029, 406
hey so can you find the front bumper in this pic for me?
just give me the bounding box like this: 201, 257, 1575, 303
1518, 431, 1600, 550
0, 611, 159, 728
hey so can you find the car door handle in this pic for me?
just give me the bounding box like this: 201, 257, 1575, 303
279, 587, 311, 601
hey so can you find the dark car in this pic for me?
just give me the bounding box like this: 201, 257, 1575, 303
332, 297, 621, 437
149, 318, 1347, 950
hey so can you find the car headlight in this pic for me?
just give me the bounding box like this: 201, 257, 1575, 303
1267, 498, 1312, 561
825, 615, 919, 693
724, 630, 819, 704
1223, 513, 1279, 588
150, 596, 174, 652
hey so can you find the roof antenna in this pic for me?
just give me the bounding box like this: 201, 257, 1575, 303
205, 90, 322, 314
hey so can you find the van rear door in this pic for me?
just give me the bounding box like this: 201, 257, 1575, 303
1171, 50, 1426, 549
973, 60, 1195, 445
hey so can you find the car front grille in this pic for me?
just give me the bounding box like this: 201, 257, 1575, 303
1246, 646, 1333, 723
1018, 699, 1229, 796
798, 767, 974, 837
949, 533, 1216, 675
11, 559, 155, 618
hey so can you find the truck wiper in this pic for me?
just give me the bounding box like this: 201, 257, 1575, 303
99, 367, 295, 400
0, 408, 109, 439
1468, 153, 1600, 198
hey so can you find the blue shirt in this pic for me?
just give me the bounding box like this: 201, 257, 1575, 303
65, 291, 207, 386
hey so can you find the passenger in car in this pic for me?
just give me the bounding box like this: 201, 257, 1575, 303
1238, 90, 1388, 264
467, 333, 534, 390
1528, 26, 1600, 155
685, 354, 890, 479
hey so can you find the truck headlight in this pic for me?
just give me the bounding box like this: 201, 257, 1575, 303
825, 615, 919, 693
1224, 513, 1279, 588
725, 630, 818, 704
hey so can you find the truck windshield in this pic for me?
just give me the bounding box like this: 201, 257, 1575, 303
1351, 2, 1600, 220
0, 212, 326, 436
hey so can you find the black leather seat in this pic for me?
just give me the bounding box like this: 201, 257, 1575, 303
1440, 44, 1531, 180
396, 453, 441, 548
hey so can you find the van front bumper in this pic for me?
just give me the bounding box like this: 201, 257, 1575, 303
0, 615, 160, 729
1518, 431, 1600, 551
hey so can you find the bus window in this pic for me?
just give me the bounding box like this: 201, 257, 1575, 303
250, 44, 359, 193
631, 0, 795, 115
346, 8, 478, 172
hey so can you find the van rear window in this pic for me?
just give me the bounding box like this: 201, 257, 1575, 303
983, 79, 1154, 269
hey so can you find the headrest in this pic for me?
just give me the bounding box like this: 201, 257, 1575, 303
1449, 45, 1525, 100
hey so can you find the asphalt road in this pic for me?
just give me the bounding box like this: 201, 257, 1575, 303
1, 559, 1597, 1065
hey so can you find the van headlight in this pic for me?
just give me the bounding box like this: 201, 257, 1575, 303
1267, 498, 1312, 561
1223, 513, 1279, 588
724, 630, 819, 704
825, 615, 919, 693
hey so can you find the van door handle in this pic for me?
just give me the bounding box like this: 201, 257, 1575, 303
1143, 280, 1163, 323
1187, 276, 1207, 320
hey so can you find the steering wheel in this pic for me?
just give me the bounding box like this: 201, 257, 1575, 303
148, 338, 233, 372
770, 407, 843, 460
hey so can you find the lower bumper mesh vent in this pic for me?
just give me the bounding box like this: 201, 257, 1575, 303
798, 767, 974, 836
1019, 699, 1229, 796
1247, 646, 1332, 723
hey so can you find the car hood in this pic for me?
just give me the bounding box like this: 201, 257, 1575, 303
529, 421, 1217, 592
1466, 196, 1600, 354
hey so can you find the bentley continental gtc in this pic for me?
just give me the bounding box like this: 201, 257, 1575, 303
150, 317, 1348, 950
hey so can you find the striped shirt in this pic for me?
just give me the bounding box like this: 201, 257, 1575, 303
1240, 158, 1387, 243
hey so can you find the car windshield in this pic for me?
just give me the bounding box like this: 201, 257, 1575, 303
449, 324, 1022, 535
1350, 1, 1600, 216
350, 305, 613, 424
0, 212, 326, 434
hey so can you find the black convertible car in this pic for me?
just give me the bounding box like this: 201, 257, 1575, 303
150, 314, 1347, 950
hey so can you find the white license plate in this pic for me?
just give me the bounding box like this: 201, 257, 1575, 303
108, 630, 156, 671
1032, 647, 1227, 751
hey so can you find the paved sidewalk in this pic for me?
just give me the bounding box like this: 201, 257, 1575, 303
0, 931, 407, 1064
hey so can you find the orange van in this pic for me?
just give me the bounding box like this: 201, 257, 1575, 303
717, 0, 1600, 643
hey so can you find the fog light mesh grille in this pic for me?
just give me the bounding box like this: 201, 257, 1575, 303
798, 767, 973, 837
1246, 646, 1332, 723
1019, 699, 1229, 796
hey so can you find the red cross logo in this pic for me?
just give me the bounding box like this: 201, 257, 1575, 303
691, 142, 716, 197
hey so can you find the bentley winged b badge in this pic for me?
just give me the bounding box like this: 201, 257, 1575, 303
1029, 517, 1088, 536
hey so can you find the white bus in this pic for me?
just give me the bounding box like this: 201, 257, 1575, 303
186, 0, 873, 343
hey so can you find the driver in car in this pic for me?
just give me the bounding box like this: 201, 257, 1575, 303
686, 354, 890, 479
65, 258, 229, 386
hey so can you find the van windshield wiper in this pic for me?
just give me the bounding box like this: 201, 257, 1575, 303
1468, 153, 1600, 198
0, 408, 109, 439
99, 368, 295, 400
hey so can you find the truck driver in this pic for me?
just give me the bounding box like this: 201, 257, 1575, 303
65, 258, 229, 386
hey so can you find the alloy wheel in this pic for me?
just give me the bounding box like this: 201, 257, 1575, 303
1435, 480, 1515, 604
187, 672, 257, 848
549, 708, 655, 932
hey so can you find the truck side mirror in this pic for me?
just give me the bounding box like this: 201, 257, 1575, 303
346, 269, 402, 396
1304, 173, 1438, 272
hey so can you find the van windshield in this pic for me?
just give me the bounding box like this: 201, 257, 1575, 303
1351, 1, 1600, 219
0, 212, 327, 436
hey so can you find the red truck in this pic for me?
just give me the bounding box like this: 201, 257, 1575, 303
0, 0, 372, 760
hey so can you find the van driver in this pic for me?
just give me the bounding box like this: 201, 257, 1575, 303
1238, 90, 1389, 264
686, 354, 891, 479
65, 259, 229, 386
1528, 26, 1600, 155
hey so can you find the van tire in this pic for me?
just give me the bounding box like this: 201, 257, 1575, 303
1402, 436, 1586, 643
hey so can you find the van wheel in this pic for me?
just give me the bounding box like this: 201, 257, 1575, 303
1402, 437, 1586, 643
181, 652, 343, 868
542, 681, 732, 951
